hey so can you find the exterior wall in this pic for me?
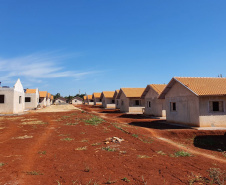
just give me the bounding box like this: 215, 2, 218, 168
144, 88, 166, 117
165, 82, 200, 127
119, 92, 129, 112
72, 99, 83, 105
55, 99, 66, 105
199, 96, 226, 127
39, 97, 47, 107
128, 98, 145, 113
46, 98, 51, 106
25, 93, 39, 109
102, 97, 116, 109
13, 90, 25, 114
94, 98, 102, 105
116, 99, 120, 109
0, 88, 15, 114
88, 101, 94, 105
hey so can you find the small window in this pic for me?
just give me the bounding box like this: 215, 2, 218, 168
25, 97, 31, 102
39, 98, 41, 103
19, 96, 22, 104
0, 95, 4, 103
112, 100, 115, 103
170, 102, 176, 111
117, 100, 118, 105
100, 99, 102, 102
210, 101, 223, 112
121, 100, 124, 105
135, 100, 140, 106
147, 101, 151, 108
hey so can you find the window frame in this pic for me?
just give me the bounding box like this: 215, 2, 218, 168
170, 102, 177, 112
0, 95, 5, 104
25, 97, 31, 102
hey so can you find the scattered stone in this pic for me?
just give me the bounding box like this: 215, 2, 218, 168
104, 137, 124, 144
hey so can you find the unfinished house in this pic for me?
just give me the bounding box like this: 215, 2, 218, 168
83, 96, 88, 104
39, 91, 48, 108
72, 96, 83, 105
54, 97, 67, 104
87, 95, 94, 105
141, 84, 167, 117
51, 95, 54, 105
92, 93, 102, 105
101, 91, 115, 109
159, 77, 226, 127
113, 90, 120, 109
46, 93, 51, 106
117, 88, 145, 113
0, 79, 25, 114
25, 88, 39, 110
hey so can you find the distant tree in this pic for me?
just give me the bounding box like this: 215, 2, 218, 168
54, 93, 61, 100
75, 93, 86, 99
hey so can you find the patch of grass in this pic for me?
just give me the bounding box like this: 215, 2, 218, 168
156, 151, 166, 155
121, 177, 130, 182
112, 123, 130, 134
174, 150, 191, 157
132, 134, 138, 138
56, 180, 62, 185
91, 142, 101, 146
80, 132, 86, 135
102, 146, 117, 152
61, 115, 70, 119
26, 171, 43, 175
188, 174, 209, 185
66, 123, 78, 126
21, 121, 48, 125
208, 168, 226, 185
60, 137, 74, 141
140, 138, 153, 144
12, 135, 33, 139
85, 116, 104, 125
120, 151, 127, 154
75, 146, 87, 150
142, 176, 147, 185
106, 179, 117, 184
137, 155, 151, 158
38, 151, 46, 155
81, 139, 88, 142
222, 151, 226, 158
0, 162, 5, 167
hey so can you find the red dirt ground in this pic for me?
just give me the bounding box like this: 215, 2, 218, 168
0, 104, 225, 185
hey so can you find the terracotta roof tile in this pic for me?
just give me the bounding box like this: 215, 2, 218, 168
121, 88, 145, 98
39, 91, 48, 98
25, 89, 36, 94
150, 84, 167, 94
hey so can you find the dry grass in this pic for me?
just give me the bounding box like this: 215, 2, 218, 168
12, 135, 33, 139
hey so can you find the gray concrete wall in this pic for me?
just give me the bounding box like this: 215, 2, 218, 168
144, 88, 166, 117
94, 98, 102, 105
199, 96, 226, 127
0, 88, 15, 114
13, 90, 25, 113
55, 99, 66, 105
25, 93, 39, 109
119, 92, 129, 112
116, 99, 120, 109
165, 82, 200, 127
39, 97, 46, 107
72, 99, 83, 105
102, 97, 115, 108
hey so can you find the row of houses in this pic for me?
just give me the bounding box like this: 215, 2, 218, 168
83, 77, 226, 127
0, 79, 53, 114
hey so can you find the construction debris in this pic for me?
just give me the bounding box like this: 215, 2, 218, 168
104, 137, 124, 144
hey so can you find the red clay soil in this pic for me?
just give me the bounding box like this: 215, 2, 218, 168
0, 105, 225, 185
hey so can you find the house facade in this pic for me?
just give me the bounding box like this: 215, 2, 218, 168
87, 95, 94, 105
118, 88, 145, 113
71, 96, 83, 105
159, 77, 226, 127
0, 79, 25, 114
92, 93, 102, 105
113, 90, 120, 109
101, 91, 115, 108
54, 97, 67, 104
39, 91, 48, 108
46, 93, 51, 106
25, 88, 39, 110
141, 84, 166, 117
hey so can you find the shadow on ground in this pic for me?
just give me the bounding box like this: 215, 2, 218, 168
118, 114, 154, 119
101, 110, 121, 114
128, 121, 191, 130
194, 133, 226, 152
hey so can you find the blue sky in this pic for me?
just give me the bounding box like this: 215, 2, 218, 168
0, 0, 226, 96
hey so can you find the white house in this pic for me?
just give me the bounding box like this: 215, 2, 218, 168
141, 84, 166, 117
71, 96, 83, 105
0, 79, 25, 114
54, 97, 67, 105
25, 88, 39, 110
117, 88, 145, 113
101, 91, 115, 109
159, 77, 226, 127
39, 91, 48, 108
46, 93, 51, 106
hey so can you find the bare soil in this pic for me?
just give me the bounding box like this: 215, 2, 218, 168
0, 104, 225, 185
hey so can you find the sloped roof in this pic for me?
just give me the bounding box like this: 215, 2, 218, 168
84, 96, 87, 100
141, 84, 166, 98
159, 77, 226, 99
72, 96, 83, 101
47, 93, 51, 99
101, 91, 115, 98
26, 89, 36, 94
87, 95, 93, 99
39, 91, 48, 98
93, 92, 101, 98
113, 90, 119, 99
120, 88, 145, 98
51, 95, 54, 100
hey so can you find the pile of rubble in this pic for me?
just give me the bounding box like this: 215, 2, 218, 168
104, 137, 124, 144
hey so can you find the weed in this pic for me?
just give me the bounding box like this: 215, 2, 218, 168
81, 111, 85, 113
38, 151, 46, 155
26, 171, 43, 175
91, 142, 101, 146
56, 180, 62, 185
66, 123, 78, 126
102, 146, 117, 152
22, 121, 48, 125
81, 139, 88, 142
188, 173, 209, 185
85, 116, 104, 125
61, 116, 70, 119
122, 177, 130, 182
80, 132, 86, 135
156, 151, 166, 155
60, 137, 74, 141
120, 151, 127, 154
222, 151, 226, 158
142, 176, 147, 185
132, 134, 138, 138
111, 123, 130, 134
174, 150, 191, 157
138, 155, 151, 158
106, 179, 117, 184
208, 168, 226, 185
0, 162, 5, 167
75, 146, 87, 150
140, 138, 153, 144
